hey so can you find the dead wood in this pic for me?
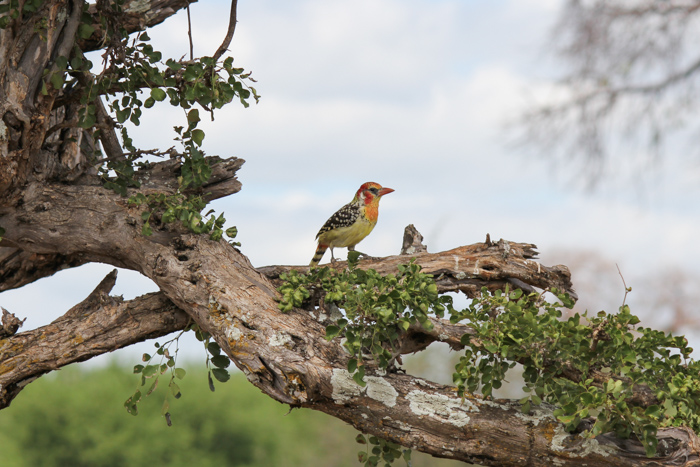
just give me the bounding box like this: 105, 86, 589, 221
0, 270, 187, 409
260, 236, 577, 300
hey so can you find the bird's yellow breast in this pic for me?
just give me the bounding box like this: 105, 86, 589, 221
317, 215, 376, 249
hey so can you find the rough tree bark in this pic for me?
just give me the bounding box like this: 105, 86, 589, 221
0, 1, 699, 466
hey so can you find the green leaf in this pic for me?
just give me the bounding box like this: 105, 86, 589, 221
208, 371, 216, 392
211, 355, 230, 369
644, 405, 661, 418
207, 341, 221, 356
352, 368, 366, 387
166, 59, 182, 70
70, 56, 83, 70
55, 56, 68, 70
191, 129, 205, 146
116, 108, 130, 123
78, 23, 95, 39
212, 368, 230, 383
557, 413, 577, 425
50, 72, 64, 90
150, 88, 166, 101
521, 400, 531, 414
187, 109, 200, 124
174, 368, 186, 380
142, 222, 153, 236
325, 325, 341, 340
170, 381, 182, 399
146, 378, 159, 396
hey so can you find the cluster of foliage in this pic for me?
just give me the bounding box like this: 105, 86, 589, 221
2, 0, 256, 240
279, 253, 451, 387
125, 324, 232, 426
98, 25, 255, 240
279, 259, 700, 459
355, 434, 411, 467
454, 287, 700, 457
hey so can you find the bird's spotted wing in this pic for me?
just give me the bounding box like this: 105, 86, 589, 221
315, 202, 361, 239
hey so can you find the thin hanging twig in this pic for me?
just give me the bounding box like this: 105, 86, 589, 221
186, 2, 194, 60
213, 0, 238, 62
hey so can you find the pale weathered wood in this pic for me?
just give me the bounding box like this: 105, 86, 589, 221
260, 238, 577, 300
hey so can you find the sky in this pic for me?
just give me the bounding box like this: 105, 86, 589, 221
2, 0, 700, 361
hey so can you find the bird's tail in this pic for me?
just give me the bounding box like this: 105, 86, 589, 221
310, 244, 328, 266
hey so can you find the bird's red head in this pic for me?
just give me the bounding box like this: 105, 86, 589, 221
355, 182, 394, 204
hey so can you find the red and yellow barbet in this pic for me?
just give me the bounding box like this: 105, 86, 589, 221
310, 182, 394, 266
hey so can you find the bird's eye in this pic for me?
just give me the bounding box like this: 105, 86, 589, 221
369, 187, 379, 195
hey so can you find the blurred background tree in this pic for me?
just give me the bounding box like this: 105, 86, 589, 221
0, 365, 465, 467
519, 0, 700, 187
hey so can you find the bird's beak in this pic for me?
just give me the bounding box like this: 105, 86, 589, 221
378, 187, 394, 197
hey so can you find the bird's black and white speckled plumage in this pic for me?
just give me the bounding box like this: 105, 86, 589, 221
315, 201, 361, 239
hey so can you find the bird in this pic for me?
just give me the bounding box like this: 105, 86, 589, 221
310, 182, 394, 266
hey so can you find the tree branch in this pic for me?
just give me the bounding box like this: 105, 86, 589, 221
0, 308, 25, 338
135, 155, 244, 201
1, 180, 697, 465
260, 237, 577, 300
0, 269, 188, 409
0, 247, 88, 292
212, 0, 238, 63
77, 0, 196, 53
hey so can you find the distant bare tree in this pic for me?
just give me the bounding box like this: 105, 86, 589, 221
520, 0, 700, 185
